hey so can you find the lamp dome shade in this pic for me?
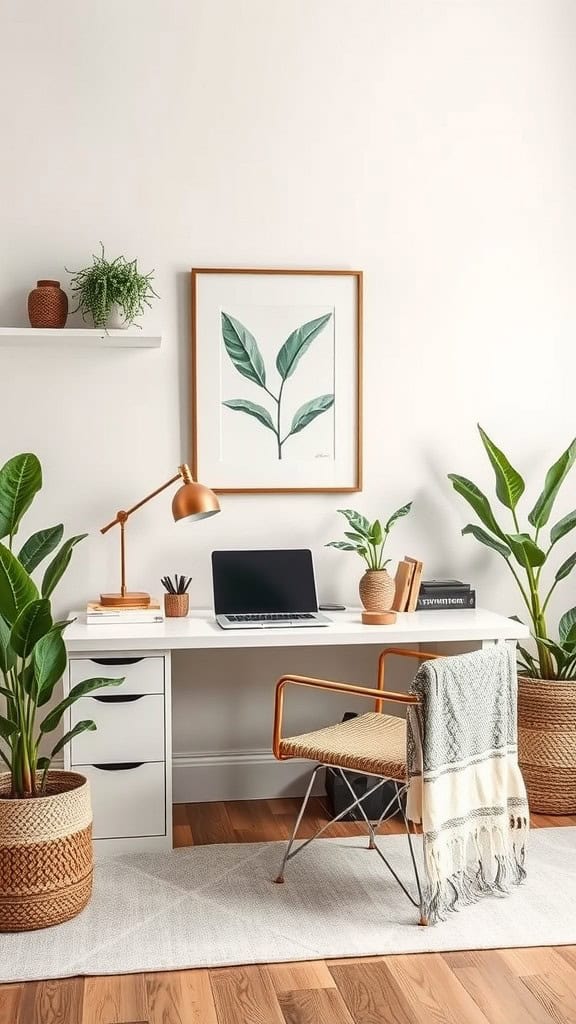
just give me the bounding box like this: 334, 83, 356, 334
172, 481, 220, 522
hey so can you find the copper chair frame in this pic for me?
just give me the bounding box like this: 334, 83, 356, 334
272, 647, 441, 926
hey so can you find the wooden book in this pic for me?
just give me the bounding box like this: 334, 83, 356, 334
392, 559, 415, 611
405, 556, 424, 612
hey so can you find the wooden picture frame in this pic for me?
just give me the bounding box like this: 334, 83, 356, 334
191, 268, 363, 493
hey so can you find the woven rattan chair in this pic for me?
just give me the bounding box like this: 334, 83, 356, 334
272, 647, 440, 926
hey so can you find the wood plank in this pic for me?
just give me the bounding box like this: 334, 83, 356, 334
227, 799, 281, 843
172, 803, 194, 848
329, 961, 415, 1024
209, 966, 284, 1024
267, 961, 336, 992
17, 978, 84, 1024
450, 950, 556, 1024
146, 969, 217, 1024
82, 975, 148, 1024
385, 953, 491, 1024
499, 947, 576, 979
0, 984, 22, 1024
185, 801, 235, 845
522, 971, 576, 1024
277, 987, 356, 1024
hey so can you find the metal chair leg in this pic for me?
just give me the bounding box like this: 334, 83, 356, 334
395, 781, 428, 926
338, 768, 377, 849
274, 764, 322, 883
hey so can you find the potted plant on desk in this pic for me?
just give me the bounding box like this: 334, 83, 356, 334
0, 453, 122, 931
326, 504, 412, 613
448, 425, 576, 814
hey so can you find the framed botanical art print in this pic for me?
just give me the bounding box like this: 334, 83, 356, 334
191, 268, 362, 493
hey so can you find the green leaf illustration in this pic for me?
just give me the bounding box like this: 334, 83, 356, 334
221, 312, 267, 388
276, 313, 332, 381
289, 394, 334, 436
222, 399, 276, 433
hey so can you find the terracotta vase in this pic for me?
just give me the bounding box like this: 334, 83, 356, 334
27, 280, 68, 328
358, 569, 396, 612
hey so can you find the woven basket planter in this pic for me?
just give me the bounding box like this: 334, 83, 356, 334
518, 676, 576, 815
0, 770, 93, 931
359, 569, 395, 612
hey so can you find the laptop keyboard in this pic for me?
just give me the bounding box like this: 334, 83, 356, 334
227, 613, 315, 622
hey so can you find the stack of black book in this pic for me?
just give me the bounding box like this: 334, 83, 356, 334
416, 579, 475, 611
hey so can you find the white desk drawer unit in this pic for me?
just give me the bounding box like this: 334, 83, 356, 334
65, 653, 172, 855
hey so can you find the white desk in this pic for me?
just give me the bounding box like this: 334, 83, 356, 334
64, 608, 528, 855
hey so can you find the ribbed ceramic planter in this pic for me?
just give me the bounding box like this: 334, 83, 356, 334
0, 770, 93, 931
518, 676, 576, 814
358, 569, 395, 612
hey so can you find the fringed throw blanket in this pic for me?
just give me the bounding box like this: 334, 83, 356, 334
406, 645, 528, 924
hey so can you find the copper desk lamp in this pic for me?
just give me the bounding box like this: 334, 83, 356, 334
99, 464, 220, 608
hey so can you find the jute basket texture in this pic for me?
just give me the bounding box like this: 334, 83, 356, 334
359, 569, 396, 612
518, 676, 576, 814
0, 770, 93, 931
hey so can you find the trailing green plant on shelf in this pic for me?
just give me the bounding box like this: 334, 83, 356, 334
326, 504, 413, 570
67, 243, 158, 328
448, 425, 576, 681
0, 453, 122, 798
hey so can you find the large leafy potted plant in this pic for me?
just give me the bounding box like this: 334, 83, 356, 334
448, 425, 576, 813
0, 453, 122, 931
326, 504, 412, 612
68, 243, 158, 329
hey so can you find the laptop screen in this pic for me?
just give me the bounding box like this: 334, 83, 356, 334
212, 550, 319, 614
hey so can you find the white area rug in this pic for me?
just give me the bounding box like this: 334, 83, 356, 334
2, 828, 574, 983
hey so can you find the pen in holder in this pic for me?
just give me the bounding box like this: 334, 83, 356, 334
161, 574, 192, 618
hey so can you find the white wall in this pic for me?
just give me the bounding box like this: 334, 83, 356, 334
1, 1, 575, 795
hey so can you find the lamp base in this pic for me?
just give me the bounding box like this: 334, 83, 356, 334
99, 592, 151, 608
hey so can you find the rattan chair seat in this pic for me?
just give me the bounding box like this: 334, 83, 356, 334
279, 712, 407, 780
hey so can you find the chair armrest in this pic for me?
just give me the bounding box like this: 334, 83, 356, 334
375, 646, 441, 713
273, 673, 419, 759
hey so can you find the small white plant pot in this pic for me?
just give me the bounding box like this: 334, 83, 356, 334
104, 302, 131, 330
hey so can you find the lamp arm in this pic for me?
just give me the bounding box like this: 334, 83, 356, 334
100, 471, 184, 534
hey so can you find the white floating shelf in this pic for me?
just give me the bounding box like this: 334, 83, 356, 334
0, 328, 161, 349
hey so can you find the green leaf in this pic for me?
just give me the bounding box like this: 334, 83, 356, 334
529, 438, 576, 528
10, 599, 52, 659
275, 313, 332, 381
461, 524, 511, 558
338, 509, 371, 537
325, 541, 357, 551
477, 425, 525, 510
370, 520, 383, 545
505, 533, 546, 568
0, 616, 15, 674
49, 720, 96, 759
40, 676, 124, 734
0, 715, 18, 744
18, 525, 64, 574
344, 531, 366, 544
517, 644, 539, 675
0, 542, 39, 625
550, 509, 576, 546
33, 629, 68, 707
447, 475, 505, 539
221, 312, 266, 388
289, 394, 334, 435
222, 400, 276, 432
41, 534, 87, 599
559, 607, 576, 644
0, 453, 42, 541
384, 503, 412, 532
555, 551, 576, 582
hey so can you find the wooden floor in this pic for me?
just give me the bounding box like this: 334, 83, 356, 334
2, 798, 575, 1024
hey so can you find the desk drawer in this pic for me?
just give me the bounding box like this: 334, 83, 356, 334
70, 694, 165, 764
69, 656, 164, 696
80, 762, 166, 839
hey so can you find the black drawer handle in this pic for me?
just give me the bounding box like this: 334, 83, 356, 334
89, 657, 144, 666
92, 694, 144, 704
93, 762, 144, 772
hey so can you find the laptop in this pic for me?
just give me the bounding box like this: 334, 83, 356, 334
212, 549, 331, 629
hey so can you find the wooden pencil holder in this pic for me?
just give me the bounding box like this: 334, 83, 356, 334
164, 593, 189, 618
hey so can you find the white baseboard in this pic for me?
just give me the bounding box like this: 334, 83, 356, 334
172, 749, 324, 804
